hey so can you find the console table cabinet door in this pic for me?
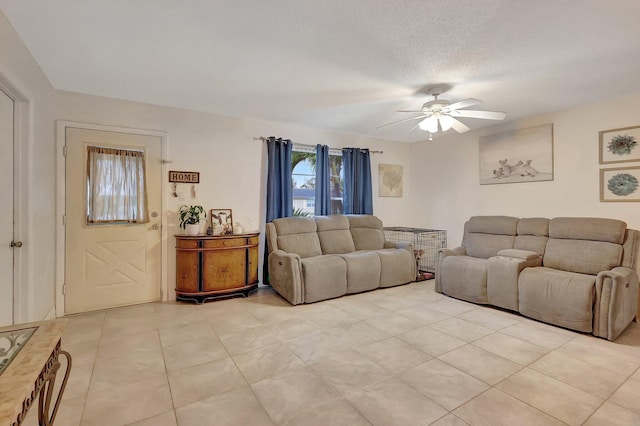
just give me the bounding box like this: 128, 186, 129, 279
175, 233, 259, 303
203, 248, 246, 291
175, 239, 199, 293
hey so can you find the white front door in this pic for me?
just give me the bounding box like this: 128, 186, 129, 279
65, 128, 162, 314
0, 89, 13, 326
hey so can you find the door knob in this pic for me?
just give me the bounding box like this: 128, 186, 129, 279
10, 241, 22, 248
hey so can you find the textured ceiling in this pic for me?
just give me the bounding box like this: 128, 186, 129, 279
2, 0, 640, 142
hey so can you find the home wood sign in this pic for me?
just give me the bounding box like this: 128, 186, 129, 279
168, 170, 200, 183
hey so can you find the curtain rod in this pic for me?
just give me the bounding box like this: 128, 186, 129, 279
254, 136, 383, 154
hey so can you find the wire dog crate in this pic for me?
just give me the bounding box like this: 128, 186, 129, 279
383, 227, 447, 280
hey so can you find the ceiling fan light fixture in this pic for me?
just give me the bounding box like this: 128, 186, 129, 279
438, 115, 454, 131
418, 116, 438, 133
376, 87, 506, 136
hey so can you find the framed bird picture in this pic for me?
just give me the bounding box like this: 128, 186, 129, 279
210, 209, 233, 235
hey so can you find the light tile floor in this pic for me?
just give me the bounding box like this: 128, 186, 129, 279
22, 281, 640, 425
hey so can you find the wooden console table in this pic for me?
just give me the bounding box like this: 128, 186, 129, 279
0, 319, 72, 426
175, 233, 259, 303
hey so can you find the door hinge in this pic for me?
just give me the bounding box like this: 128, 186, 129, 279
62, 214, 66, 226
63, 145, 67, 157
62, 284, 66, 295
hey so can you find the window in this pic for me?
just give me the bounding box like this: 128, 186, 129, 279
291, 147, 343, 216
86, 146, 149, 224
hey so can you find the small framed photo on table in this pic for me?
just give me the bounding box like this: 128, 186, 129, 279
210, 209, 233, 235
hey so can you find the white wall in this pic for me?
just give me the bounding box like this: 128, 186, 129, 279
1, 9, 413, 319
6, 3, 640, 320
55, 91, 414, 301
410, 93, 640, 248
0, 11, 57, 322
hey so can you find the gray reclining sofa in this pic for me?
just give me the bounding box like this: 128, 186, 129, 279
266, 215, 415, 304
436, 216, 639, 340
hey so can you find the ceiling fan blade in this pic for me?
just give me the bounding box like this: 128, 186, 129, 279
450, 109, 506, 120
396, 110, 424, 113
445, 98, 481, 111
376, 114, 429, 129
450, 117, 471, 133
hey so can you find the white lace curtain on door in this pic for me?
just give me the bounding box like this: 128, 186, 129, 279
86, 146, 150, 224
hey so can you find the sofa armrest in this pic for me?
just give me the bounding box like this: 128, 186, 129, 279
265, 222, 278, 254
487, 253, 543, 311
384, 240, 413, 252
439, 246, 466, 258
435, 247, 466, 293
594, 267, 639, 340
268, 250, 304, 305
496, 249, 541, 261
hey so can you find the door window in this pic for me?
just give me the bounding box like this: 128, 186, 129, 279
86, 146, 149, 224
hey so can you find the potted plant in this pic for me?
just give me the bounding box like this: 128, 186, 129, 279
178, 205, 205, 235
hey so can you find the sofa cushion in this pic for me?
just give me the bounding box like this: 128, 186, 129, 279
544, 239, 622, 275
549, 217, 626, 244
465, 234, 516, 259
376, 249, 415, 288
514, 218, 549, 255
338, 251, 381, 294
463, 216, 518, 259
273, 216, 317, 235
518, 267, 595, 332
543, 217, 626, 275
514, 236, 548, 255
438, 256, 489, 303
466, 215, 520, 235
517, 217, 549, 236
315, 215, 356, 254
348, 215, 385, 250
300, 255, 347, 302
273, 217, 322, 258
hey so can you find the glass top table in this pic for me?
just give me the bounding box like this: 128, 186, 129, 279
0, 326, 37, 375
0, 320, 70, 425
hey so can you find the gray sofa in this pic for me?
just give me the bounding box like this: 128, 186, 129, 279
436, 216, 639, 340
266, 215, 416, 304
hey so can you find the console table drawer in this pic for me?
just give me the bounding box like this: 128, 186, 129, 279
203, 237, 246, 249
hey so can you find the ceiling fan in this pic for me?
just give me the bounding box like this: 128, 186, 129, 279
378, 87, 506, 134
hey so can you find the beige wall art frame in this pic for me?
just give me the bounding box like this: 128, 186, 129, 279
600, 166, 640, 202
599, 125, 640, 164
479, 123, 554, 185
379, 163, 403, 197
